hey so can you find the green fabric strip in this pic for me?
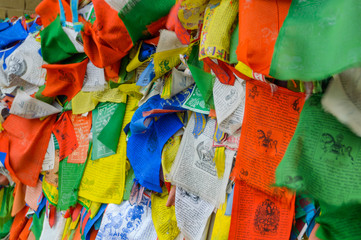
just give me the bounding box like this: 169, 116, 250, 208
270, 0, 361, 81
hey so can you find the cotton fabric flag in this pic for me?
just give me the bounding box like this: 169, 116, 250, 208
229, 180, 295, 240
321, 68, 361, 137
10, 90, 61, 119
40, 16, 84, 64
81, 0, 133, 68
237, 0, 291, 77
91, 102, 121, 160
199, 0, 238, 63
168, 114, 234, 207
78, 96, 138, 204
39, 210, 67, 240
42, 58, 89, 101
57, 158, 87, 211
4, 115, 56, 187
210, 196, 231, 240
35, 0, 73, 28
314, 202, 361, 240
0, 186, 14, 238
95, 196, 157, 240
67, 113, 92, 164
232, 79, 305, 201
127, 112, 183, 192
276, 94, 361, 207
151, 188, 180, 240
53, 111, 79, 161
178, 0, 208, 30
175, 187, 213, 240
3, 35, 46, 87
118, 0, 175, 43
270, 0, 361, 81
0, 21, 27, 50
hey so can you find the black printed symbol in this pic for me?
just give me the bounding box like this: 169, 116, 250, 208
195, 141, 217, 176
7, 55, 27, 77
254, 199, 280, 235
239, 168, 248, 177
257, 130, 278, 154
178, 187, 199, 204
225, 89, 237, 105
94, 22, 103, 32
292, 98, 301, 113
58, 70, 75, 82
284, 175, 304, 189
272, 188, 287, 200
321, 133, 354, 164
249, 86, 259, 100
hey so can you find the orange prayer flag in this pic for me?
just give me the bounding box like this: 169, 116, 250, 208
42, 58, 89, 101
35, 0, 72, 28
203, 58, 235, 85
208, 109, 216, 118
11, 178, 26, 217
19, 217, 33, 240
81, 0, 133, 68
229, 180, 295, 240
67, 113, 92, 164
236, 0, 291, 76
231, 80, 305, 201
4, 115, 56, 187
104, 61, 121, 82
53, 111, 79, 161
165, 1, 191, 45
165, 1, 179, 31
9, 206, 29, 240
146, 15, 168, 36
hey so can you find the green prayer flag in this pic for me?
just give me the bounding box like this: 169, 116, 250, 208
229, 24, 239, 65
188, 64, 215, 109
63, 101, 72, 112
276, 94, 361, 207
182, 84, 210, 114
118, 0, 175, 43
98, 102, 126, 153
58, 157, 87, 210
187, 45, 215, 109
31, 209, 45, 240
35, 85, 55, 104
316, 202, 361, 240
0, 187, 14, 238
123, 167, 135, 201
270, 0, 361, 81
91, 102, 123, 160
40, 16, 81, 64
